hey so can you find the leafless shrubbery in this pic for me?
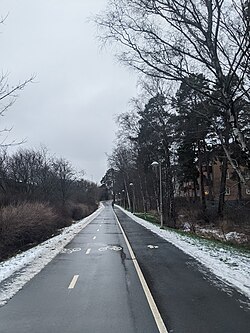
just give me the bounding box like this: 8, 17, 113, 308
175, 198, 203, 232
0, 202, 60, 259
66, 202, 96, 221
175, 198, 250, 246
222, 203, 250, 233
0, 147, 99, 259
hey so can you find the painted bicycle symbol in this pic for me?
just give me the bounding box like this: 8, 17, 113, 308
147, 245, 159, 249
61, 247, 81, 254
98, 245, 122, 252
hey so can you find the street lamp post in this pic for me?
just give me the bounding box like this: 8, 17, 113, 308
122, 189, 125, 208
151, 161, 163, 229
129, 182, 135, 213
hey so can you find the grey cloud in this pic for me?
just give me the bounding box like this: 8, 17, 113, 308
1, 0, 138, 182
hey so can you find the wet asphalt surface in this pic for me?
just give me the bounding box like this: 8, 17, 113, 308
0, 202, 158, 333
115, 207, 250, 333
0, 201, 249, 333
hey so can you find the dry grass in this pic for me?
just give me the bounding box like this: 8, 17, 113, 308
0, 202, 60, 259
0, 200, 98, 260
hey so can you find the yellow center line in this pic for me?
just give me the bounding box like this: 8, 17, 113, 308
68, 275, 79, 289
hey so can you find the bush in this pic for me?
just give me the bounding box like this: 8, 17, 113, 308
0, 200, 98, 260
66, 202, 97, 221
0, 202, 59, 259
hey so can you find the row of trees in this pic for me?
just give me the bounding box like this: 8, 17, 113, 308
0, 147, 99, 259
0, 17, 101, 259
98, 0, 250, 227
0, 147, 98, 213
0, 17, 98, 212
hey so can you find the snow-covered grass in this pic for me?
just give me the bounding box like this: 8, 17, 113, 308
118, 206, 250, 300
196, 227, 249, 245
0, 203, 104, 307
1, 202, 249, 308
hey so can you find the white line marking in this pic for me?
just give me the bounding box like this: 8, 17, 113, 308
114, 212, 168, 333
68, 275, 79, 289
86, 248, 91, 255
97, 229, 100, 232
93, 236, 96, 240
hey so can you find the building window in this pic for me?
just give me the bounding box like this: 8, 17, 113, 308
225, 187, 231, 195
246, 188, 250, 195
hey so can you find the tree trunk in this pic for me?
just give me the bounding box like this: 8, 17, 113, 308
237, 174, 243, 202
197, 140, 207, 214
124, 180, 131, 212
164, 145, 176, 228
228, 103, 250, 164
203, 141, 214, 201
218, 158, 228, 218
139, 174, 146, 214
193, 178, 197, 200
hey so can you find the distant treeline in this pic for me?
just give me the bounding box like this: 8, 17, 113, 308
0, 147, 100, 260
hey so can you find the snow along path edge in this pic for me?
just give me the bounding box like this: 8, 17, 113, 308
116, 206, 250, 300
0, 203, 104, 306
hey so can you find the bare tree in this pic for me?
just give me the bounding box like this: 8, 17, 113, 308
96, 0, 250, 179
0, 16, 34, 147
52, 158, 75, 205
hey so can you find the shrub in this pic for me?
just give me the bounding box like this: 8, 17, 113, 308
66, 202, 97, 221
0, 202, 59, 259
0, 200, 98, 260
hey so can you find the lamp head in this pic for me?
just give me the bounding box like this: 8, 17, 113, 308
151, 161, 159, 167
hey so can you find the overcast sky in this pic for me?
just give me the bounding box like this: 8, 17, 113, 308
0, 0, 138, 183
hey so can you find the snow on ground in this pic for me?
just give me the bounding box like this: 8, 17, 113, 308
118, 206, 250, 300
0, 204, 104, 307
195, 227, 249, 245
0, 202, 249, 308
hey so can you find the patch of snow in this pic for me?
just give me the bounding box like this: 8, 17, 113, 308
118, 207, 250, 300
225, 231, 248, 243
0, 203, 104, 306
197, 227, 249, 245
183, 222, 191, 231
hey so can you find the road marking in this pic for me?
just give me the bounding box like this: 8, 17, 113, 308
148, 245, 159, 249
98, 245, 122, 252
114, 212, 168, 333
68, 275, 79, 289
97, 229, 100, 232
61, 247, 81, 254
99, 224, 102, 227
93, 236, 96, 240
86, 248, 91, 255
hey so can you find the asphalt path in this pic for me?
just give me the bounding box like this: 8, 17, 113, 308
0, 202, 159, 333
115, 206, 250, 333
0, 202, 249, 333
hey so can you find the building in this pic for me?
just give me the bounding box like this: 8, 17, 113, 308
179, 160, 250, 201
